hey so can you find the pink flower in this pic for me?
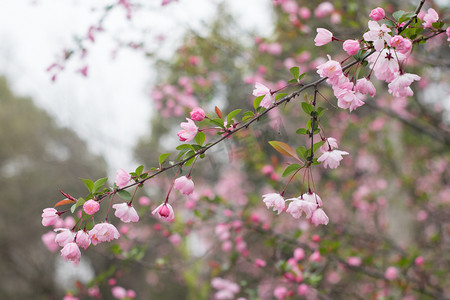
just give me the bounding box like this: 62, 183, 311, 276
318, 149, 349, 169
423, 8, 439, 29
138, 196, 150, 206
161, 0, 178, 5
299, 7, 311, 19
309, 250, 322, 262
177, 118, 198, 142
60, 242, 81, 264
88, 287, 101, 298
286, 198, 316, 219
273, 286, 288, 300
111, 286, 127, 299
316, 55, 342, 80
255, 258, 267, 267
347, 256, 362, 266
294, 248, 305, 260
314, 2, 334, 18
252, 82, 274, 108
54, 228, 75, 247
447, 27, 450, 42
356, 77, 376, 97
320, 137, 339, 152
190, 107, 206, 121
262, 193, 286, 214
369, 7, 385, 21
127, 290, 136, 299
115, 168, 131, 189
42, 231, 58, 252
385, 266, 399, 280
363, 20, 391, 51
314, 28, 333, 46
152, 203, 175, 222
388, 73, 421, 98
88, 223, 120, 245
343, 39, 360, 56
311, 208, 329, 226
75, 230, 91, 250
211, 278, 240, 299
173, 175, 194, 195
302, 192, 323, 206
368, 49, 405, 82
83, 199, 100, 215
42, 208, 60, 226
63, 295, 78, 300
415, 256, 425, 266
113, 203, 139, 223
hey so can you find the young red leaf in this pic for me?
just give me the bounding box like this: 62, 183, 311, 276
54, 198, 75, 207
215, 106, 222, 119
268, 141, 301, 161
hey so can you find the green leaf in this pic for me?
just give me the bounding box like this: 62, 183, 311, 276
194, 131, 206, 146
268, 141, 301, 161
135, 165, 144, 175
176, 144, 194, 151
392, 10, 405, 21
312, 141, 325, 153
398, 12, 416, 24
384, 20, 395, 27
275, 93, 287, 101
298, 73, 306, 81
158, 153, 171, 165
253, 95, 265, 109
301, 102, 314, 115
117, 190, 132, 201
226, 109, 242, 124
289, 66, 299, 79
287, 78, 297, 84
93, 177, 108, 194
317, 107, 326, 117
80, 178, 94, 192
241, 111, 254, 122
296, 128, 308, 135
282, 163, 302, 177
296, 146, 307, 160
432, 21, 444, 29
306, 119, 312, 131
209, 118, 225, 128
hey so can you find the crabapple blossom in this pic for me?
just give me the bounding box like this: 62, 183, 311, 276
211, 277, 240, 299
294, 248, 305, 261
423, 8, 439, 29
173, 175, 194, 195
316, 55, 342, 81
75, 230, 91, 250
112, 202, 139, 223
356, 77, 376, 97
177, 118, 198, 142
320, 137, 339, 152
342, 39, 360, 56
115, 168, 132, 189
286, 197, 317, 219
447, 27, 450, 41
369, 7, 385, 21
254, 258, 267, 267
42, 231, 58, 252
317, 149, 349, 169
60, 242, 81, 264
415, 256, 425, 266
41, 208, 59, 226
262, 193, 286, 214
347, 256, 362, 266
89, 222, 120, 245
138, 196, 150, 206
190, 107, 205, 121
309, 250, 322, 262
302, 192, 323, 206
111, 286, 127, 299
368, 49, 405, 82
83, 199, 100, 215
363, 21, 391, 51
54, 228, 75, 247
385, 266, 399, 280
63, 295, 78, 300
388, 73, 421, 97
314, 2, 333, 18
252, 82, 274, 108
273, 286, 288, 300
152, 203, 175, 222
314, 28, 333, 46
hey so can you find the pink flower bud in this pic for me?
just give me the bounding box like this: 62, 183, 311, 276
369, 7, 385, 21
293, 248, 305, 261
314, 28, 333, 46
314, 2, 334, 18
309, 250, 322, 262
138, 196, 150, 206
115, 168, 132, 189
41, 208, 60, 226
152, 203, 175, 222
60, 242, 81, 265
415, 256, 425, 266
347, 256, 362, 266
385, 266, 398, 280
254, 258, 267, 268
190, 107, 206, 121
54, 228, 75, 247
343, 39, 360, 56
75, 230, 91, 250
83, 199, 100, 215
111, 286, 127, 299
173, 176, 194, 195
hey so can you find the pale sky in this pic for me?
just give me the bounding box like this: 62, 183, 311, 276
0, 0, 273, 174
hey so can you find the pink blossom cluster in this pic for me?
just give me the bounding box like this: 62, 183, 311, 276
111, 285, 136, 299
211, 277, 240, 299
318, 137, 349, 169
262, 192, 329, 226
215, 221, 248, 255
151, 82, 199, 118
177, 107, 205, 142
